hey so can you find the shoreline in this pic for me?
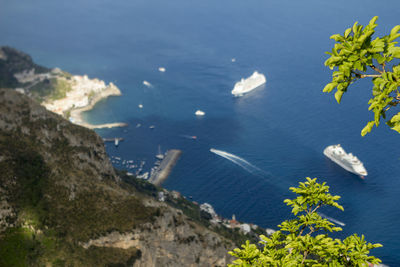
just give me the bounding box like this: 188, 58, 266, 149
68, 82, 127, 129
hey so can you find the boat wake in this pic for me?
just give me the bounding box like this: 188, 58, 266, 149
210, 148, 266, 176
209, 148, 296, 193
180, 134, 197, 140
318, 212, 346, 226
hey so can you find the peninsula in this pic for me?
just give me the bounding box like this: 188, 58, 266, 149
0, 46, 126, 129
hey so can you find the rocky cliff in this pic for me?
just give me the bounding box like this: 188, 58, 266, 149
0, 88, 235, 266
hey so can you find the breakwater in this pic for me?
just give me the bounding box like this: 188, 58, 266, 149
149, 149, 182, 186
84, 122, 128, 129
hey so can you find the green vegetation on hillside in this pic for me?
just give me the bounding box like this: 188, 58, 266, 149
29, 77, 72, 102
0, 130, 158, 266
0, 46, 73, 103
0, 89, 159, 266
120, 171, 264, 247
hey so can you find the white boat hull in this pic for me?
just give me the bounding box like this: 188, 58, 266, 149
231, 71, 266, 96
323, 146, 367, 177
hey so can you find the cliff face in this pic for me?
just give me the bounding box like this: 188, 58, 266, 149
0, 88, 234, 266
0, 46, 49, 89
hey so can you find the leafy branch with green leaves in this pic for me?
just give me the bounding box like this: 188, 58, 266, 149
323, 16, 400, 136
229, 178, 382, 266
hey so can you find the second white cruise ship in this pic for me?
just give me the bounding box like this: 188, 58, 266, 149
323, 144, 367, 177
231, 71, 266, 96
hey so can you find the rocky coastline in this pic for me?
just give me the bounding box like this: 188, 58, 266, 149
0, 47, 272, 266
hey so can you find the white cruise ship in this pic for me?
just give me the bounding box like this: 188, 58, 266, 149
323, 144, 367, 177
231, 71, 266, 96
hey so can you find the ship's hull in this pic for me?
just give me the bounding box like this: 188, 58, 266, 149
232, 82, 265, 96
231, 72, 266, 96
323, 148, 367, 176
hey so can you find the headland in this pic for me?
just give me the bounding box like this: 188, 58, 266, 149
0, 46, 126, 129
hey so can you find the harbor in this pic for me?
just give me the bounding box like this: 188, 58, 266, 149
149, 149, 182, 186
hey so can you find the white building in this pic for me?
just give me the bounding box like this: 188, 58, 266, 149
200, 203, 217, 218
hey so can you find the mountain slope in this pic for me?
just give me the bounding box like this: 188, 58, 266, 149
0, 88, 234, 266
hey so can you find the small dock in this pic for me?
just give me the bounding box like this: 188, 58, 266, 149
149, 149, 182, 186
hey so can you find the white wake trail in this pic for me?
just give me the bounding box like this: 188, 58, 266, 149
318, 212, 346, 226
210, 148, 296, 193
210, 148, 265, 175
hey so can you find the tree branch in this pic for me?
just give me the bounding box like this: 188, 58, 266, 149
298, 225, 307, 237
352, 71, 381, 79
301, 251, 309, 265
370, 64, 383, 74
311, 203, 322, 214
360, 74, 382, 78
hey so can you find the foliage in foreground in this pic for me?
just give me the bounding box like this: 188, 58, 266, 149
324, 16, 400, 136
229, 178, 382, 266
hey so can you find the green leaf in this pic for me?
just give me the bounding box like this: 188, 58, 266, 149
369, 16, 378, 26
361, 121, 375, 136
334, 90, 344, 103
344, 28, 352, 38
352, 22, 359, 35
393, 50, 400, 58
348, 55, 359, 62
323, 83, 337, 93
390, 112, 400, 123
330, 34, 343, 42
392, 123, 400, 133
388, 33, 400, 42
390, 25, 400, 37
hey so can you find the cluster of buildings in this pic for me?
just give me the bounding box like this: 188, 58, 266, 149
156, 189, 276, 236
199, 203, 264, 235
44, 74, 120, 116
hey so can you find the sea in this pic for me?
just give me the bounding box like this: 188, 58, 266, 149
1, 0, 400, 264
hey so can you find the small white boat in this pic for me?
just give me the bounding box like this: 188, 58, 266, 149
143, 80, 152, 87
231, 58, 236, 62
114, 139, 119, 146
138, 104, 143, 108
195, 110, 205, 116
156, 145, 164, 160
137, 172, 149, 179
158, 67, 166, 72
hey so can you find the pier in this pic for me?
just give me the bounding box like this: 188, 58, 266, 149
149, 149, 182, 186
85, 122, 128, 129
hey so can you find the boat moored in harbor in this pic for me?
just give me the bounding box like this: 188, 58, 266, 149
156, 145, 164, 160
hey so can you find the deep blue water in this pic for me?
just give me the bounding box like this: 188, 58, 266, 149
2, 0, 400, 264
